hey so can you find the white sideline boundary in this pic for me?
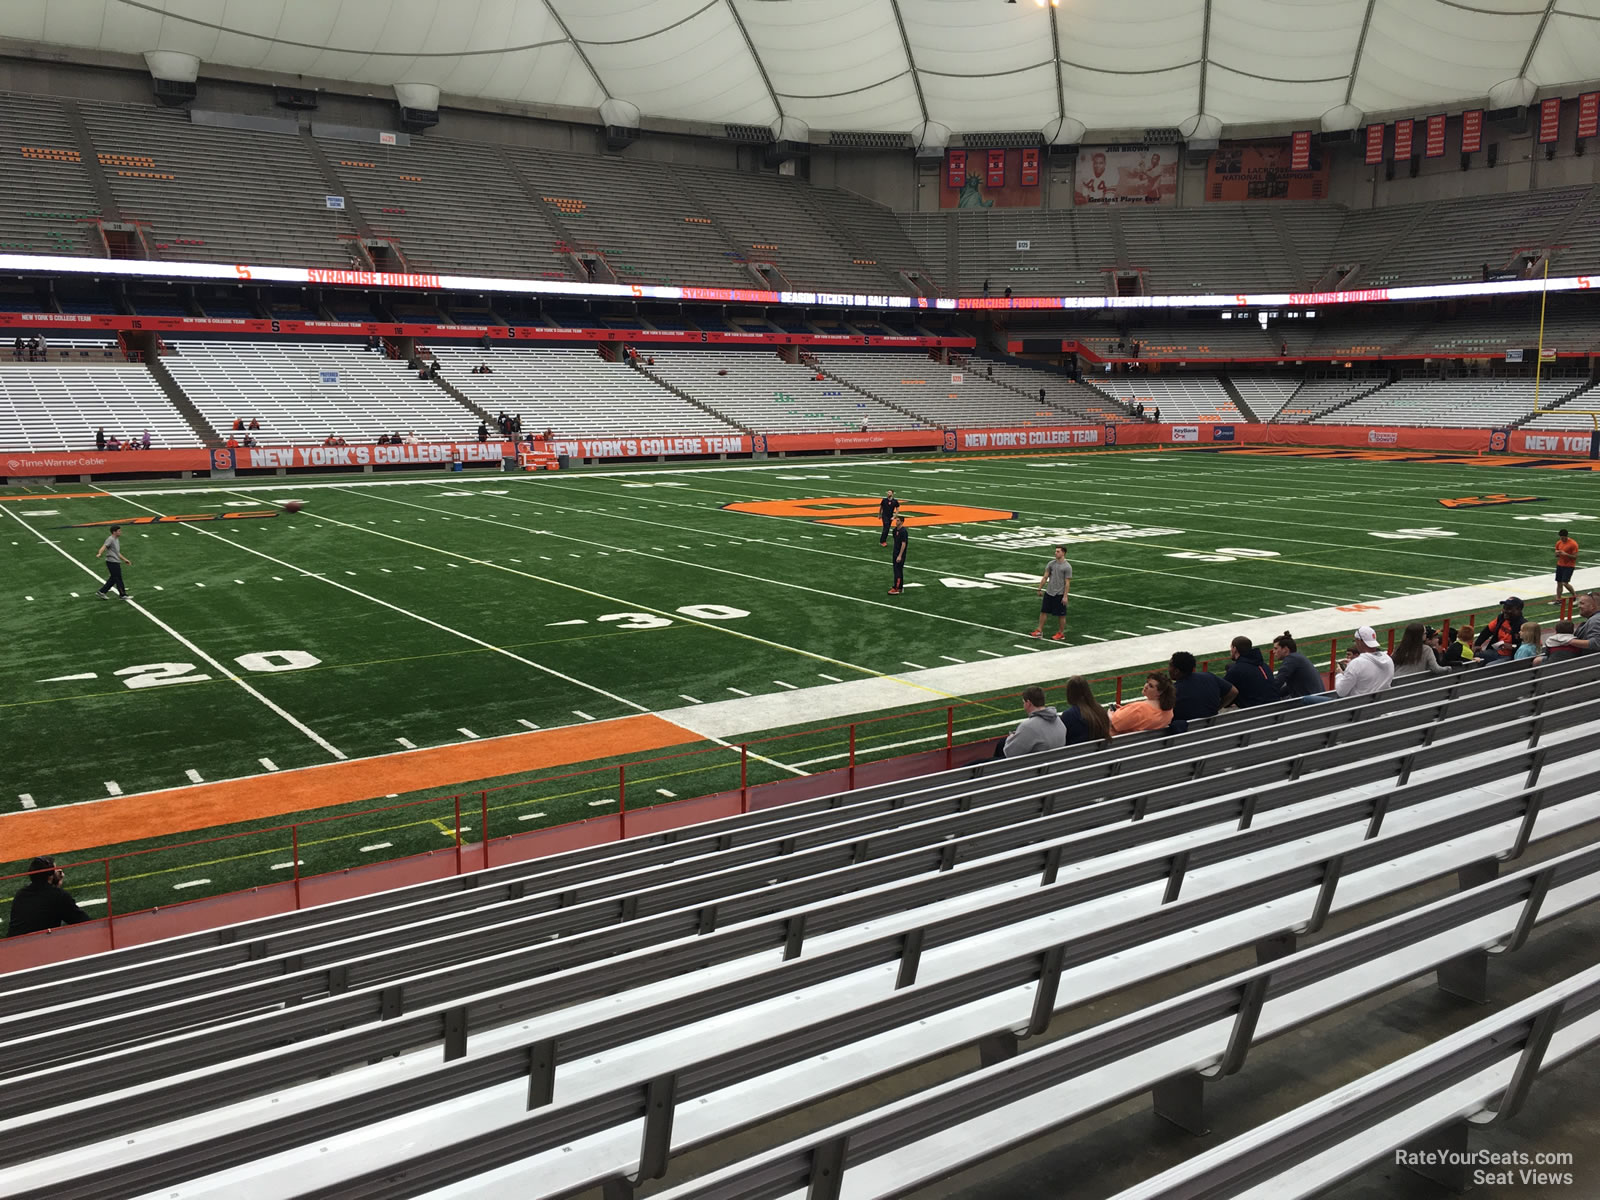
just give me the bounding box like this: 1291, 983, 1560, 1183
662, 566, 1600, 740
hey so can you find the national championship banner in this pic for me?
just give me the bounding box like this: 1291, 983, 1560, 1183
1393, 119, 1413, 160
1020, 147, 1040, 187
1461, 109, 1483, 154
1073, 145, 1178, 206
1425, 114, 1446, 158
1364, 123, 1385, 164
941, 147, 1043, 209
1290, 131, 1312, 170
945, 150, 967, 190
1538, 97, 1562, 144
1579, 93, 1599, 140
1207, 140, 1329, 202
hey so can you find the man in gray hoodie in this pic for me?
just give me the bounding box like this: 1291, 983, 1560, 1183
994, 686, 1068, 759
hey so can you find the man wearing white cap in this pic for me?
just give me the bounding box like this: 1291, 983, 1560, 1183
1333, 625, 1395, 697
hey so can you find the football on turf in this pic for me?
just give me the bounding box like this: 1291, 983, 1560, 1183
283, 500, 305, 513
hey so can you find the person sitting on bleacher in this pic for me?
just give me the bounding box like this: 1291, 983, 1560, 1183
12, 336, 23, 361
1392, 624, 1450, 677
1168, 651, 1236, 733
232, 417, 244, 431
248, 417, 261, 430
1333, 626, 1394, 697
1534, 619, 1580, 665
1108, 672, 1175, 735
95, 426, 106, 451
140, 430, 150, 451
1515, 622, 1541, 661
1567, 591, 1600, 654
993, 686, 1067, 759
1224, 636, 1277, 707
1059, 676, 1112, 745
1474, 597, 1524, 668
1442, 626, 1475, 668
6, 857, 92, 938
1271, 632, 1324, 698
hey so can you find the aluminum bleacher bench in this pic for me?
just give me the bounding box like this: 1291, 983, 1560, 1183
4, 663, 1600, 1196
35, 743, 1599, 1200
641, 846, 1600, 1200
1108, 963, 1600, 1200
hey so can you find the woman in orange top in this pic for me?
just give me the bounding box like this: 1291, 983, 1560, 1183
1109, 671, 1176, 735
1555, 528, 1580, 602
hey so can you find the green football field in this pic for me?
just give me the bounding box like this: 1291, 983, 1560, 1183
1, 446, 1593, 917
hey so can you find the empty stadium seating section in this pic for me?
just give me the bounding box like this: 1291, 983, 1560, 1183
439, 347, 741, 437
645, 349, 921, 432
164, 341, 476, 444
1319, 374, 1593, 428
5, 654, 1598, 1197
0, 355, 199, 451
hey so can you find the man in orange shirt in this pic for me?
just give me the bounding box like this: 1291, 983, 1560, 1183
1554, 527, 1580, 602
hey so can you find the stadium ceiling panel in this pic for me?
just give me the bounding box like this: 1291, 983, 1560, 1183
1, 0, 1597, 136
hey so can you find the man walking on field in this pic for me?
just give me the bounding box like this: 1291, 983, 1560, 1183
1031, 546, 1072, 640
1554, 528, 1580, 602
95, 524, 131, 599
878, 489, 900, 546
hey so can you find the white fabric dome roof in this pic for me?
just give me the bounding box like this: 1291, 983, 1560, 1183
3, 0, 1598, 136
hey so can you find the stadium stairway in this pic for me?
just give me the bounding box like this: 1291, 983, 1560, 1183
57, 97, 122, 224
1301, 375, 1395, 422
1218, 376, 1259, 422
1508, 377, 1599, 429
629, 358, 754, 432
2, 657, 1599, 1197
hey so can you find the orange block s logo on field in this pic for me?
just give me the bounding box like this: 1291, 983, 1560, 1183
722, 497, 1015, 528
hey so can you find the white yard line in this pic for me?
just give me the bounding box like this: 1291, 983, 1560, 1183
1, 503, 347, 762
316, 488, 953, 704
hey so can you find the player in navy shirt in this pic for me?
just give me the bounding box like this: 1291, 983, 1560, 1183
878, 490, 900, 546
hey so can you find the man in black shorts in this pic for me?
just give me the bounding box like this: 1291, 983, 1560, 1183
889, 515, 907, 594
95, 524, 131, 599
1031, 546, 1072, 640
878, 489, 900, 546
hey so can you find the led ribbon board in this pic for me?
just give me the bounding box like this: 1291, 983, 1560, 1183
1, 252, 1593, 313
